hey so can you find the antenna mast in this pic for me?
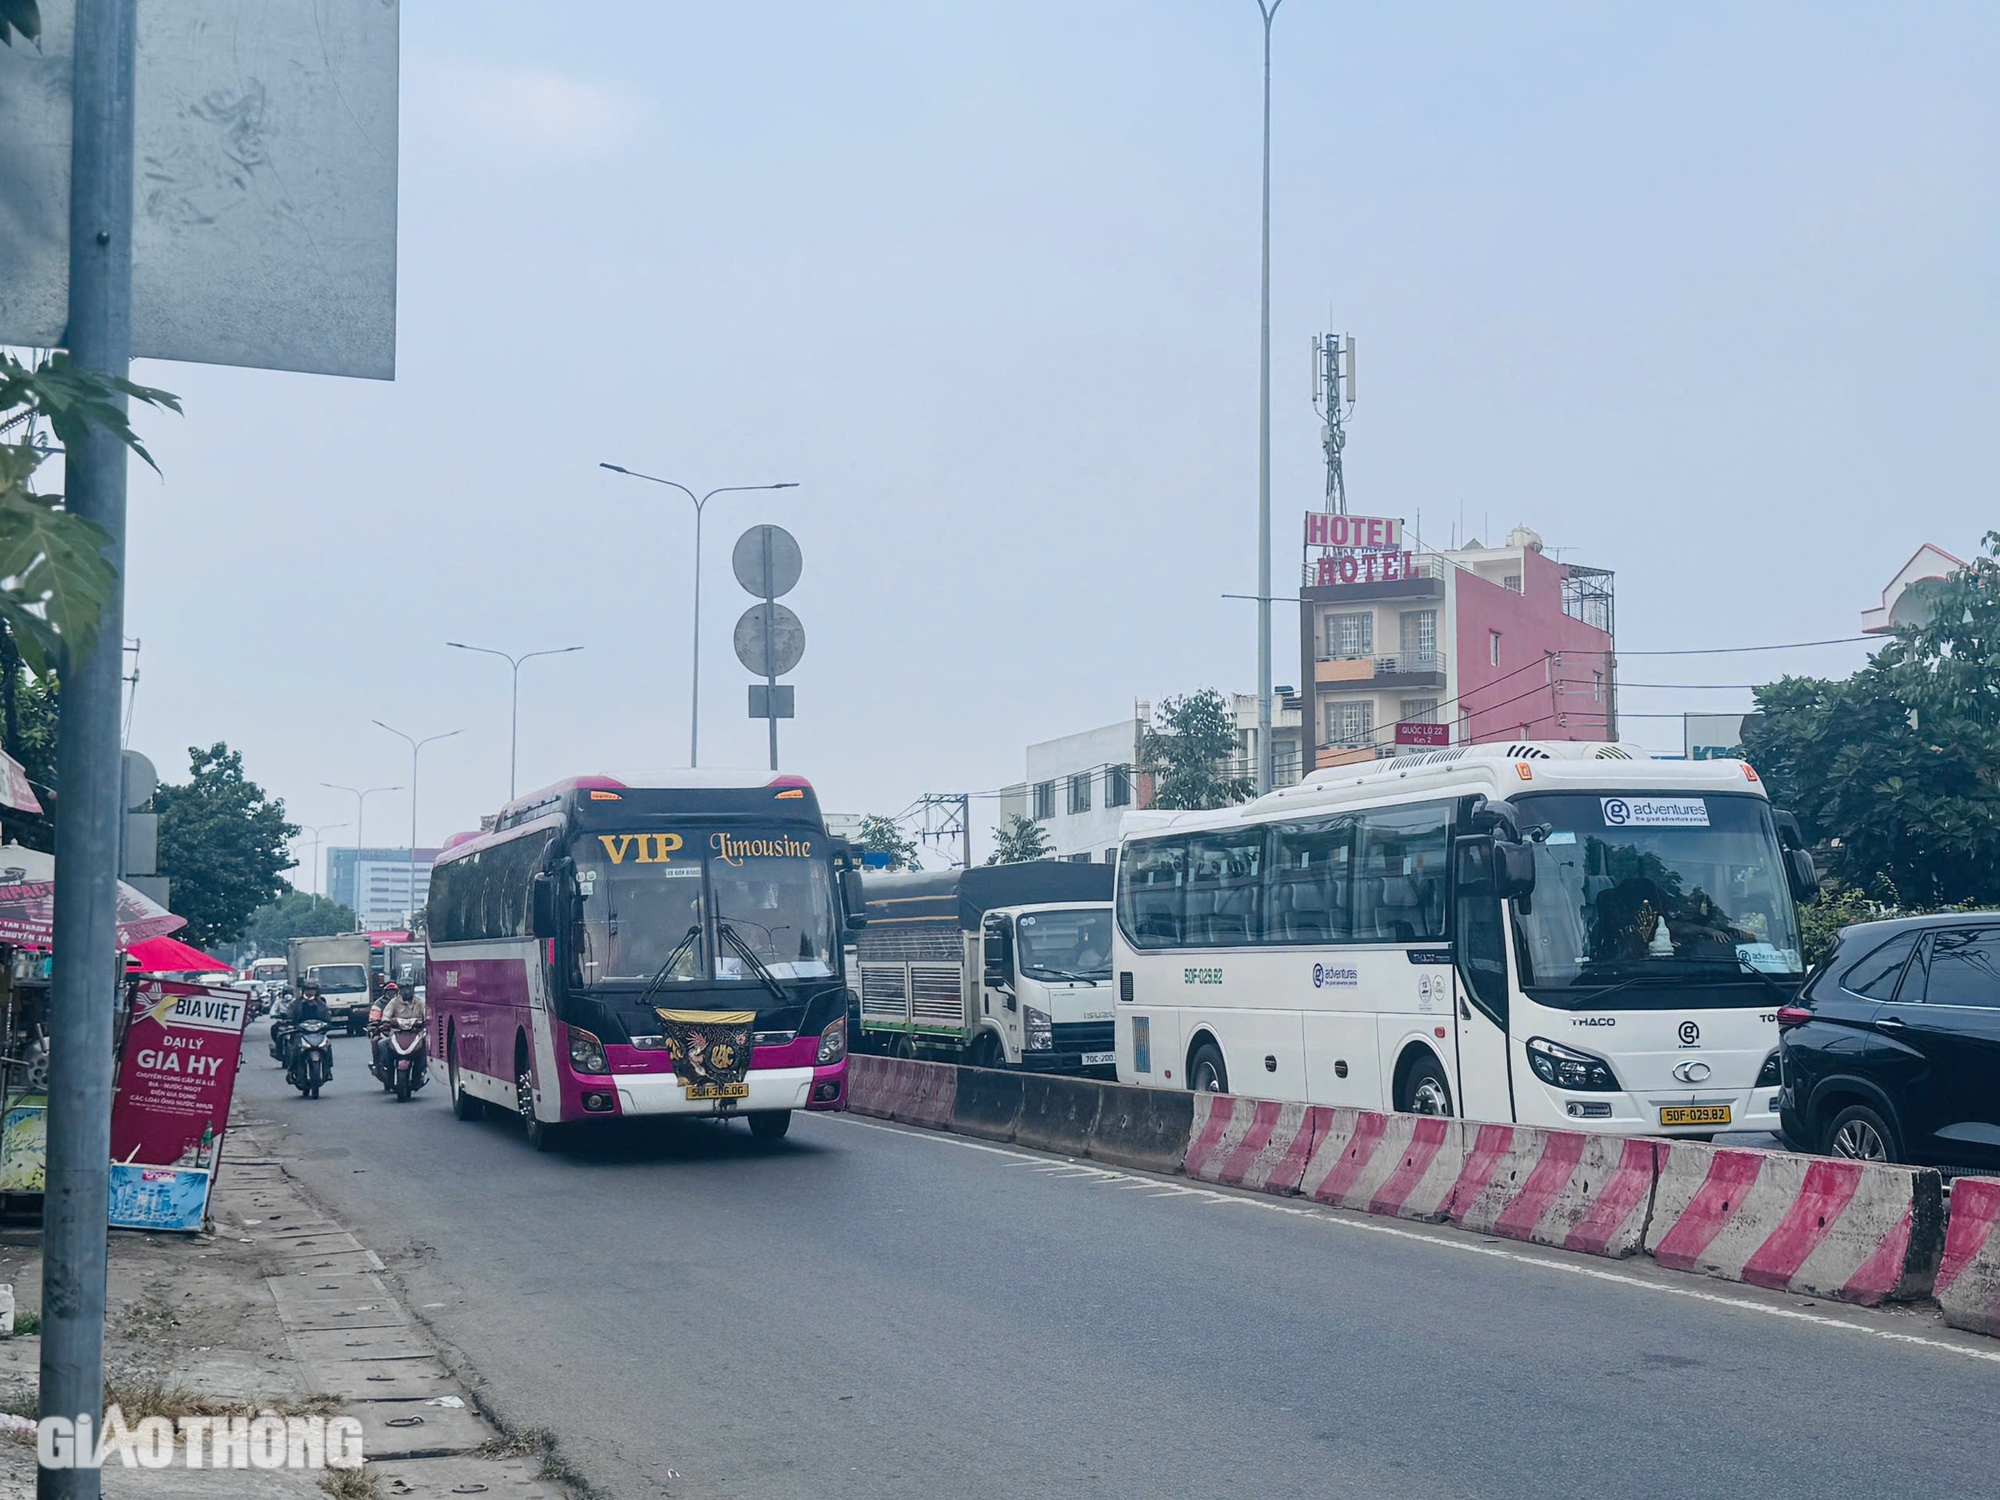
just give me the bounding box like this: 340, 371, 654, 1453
1311, 331, 1356, 515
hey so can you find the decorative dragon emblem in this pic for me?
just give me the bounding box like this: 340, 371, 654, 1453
655, 1009, 755, 1089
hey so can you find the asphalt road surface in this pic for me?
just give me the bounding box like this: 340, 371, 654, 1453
237, 1025, 2000, 1500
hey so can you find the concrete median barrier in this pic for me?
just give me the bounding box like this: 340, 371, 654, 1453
1016, 1075, 1104, 1156
1183, 1095, 1318, 1196
1086, 1085, 1196, 1174
1298, 1109, 1462, 1222
1646, 1141, 1944, 1305
1936, 1176, 2000, 1337
1449, 1124, 1656, 1258
950, 1065, 1025, 1142
847, 1055, 895, 1119
891, 1059, 959, 1130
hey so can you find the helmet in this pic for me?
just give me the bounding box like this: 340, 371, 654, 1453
380, 980, 400, 996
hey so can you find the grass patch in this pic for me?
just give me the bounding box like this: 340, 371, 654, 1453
116, 1300, 177, 1342
475, 1428, 599, 1497
5, 1308, 39, 1338
318, 1465, 378, 1500
101, 1374, 341, 1423
0, 1391, 35, 1420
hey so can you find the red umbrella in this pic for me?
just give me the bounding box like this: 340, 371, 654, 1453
126, 934, 231, 974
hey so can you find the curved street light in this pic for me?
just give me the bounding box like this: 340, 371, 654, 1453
297, 821, 348, 910
320, 784, 402, 928
599, 464, 798, 766
372, 722, 461, 929
445, 642, 585, 800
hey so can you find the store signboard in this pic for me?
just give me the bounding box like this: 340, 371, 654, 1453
108, 980, 248, 1231
1395, 722, 1450, 747
1305, 512, 1418, 588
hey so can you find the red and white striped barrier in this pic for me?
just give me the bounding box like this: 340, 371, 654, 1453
1183, 1095, 1318, 1196
1298, 1109, 1462, 1222
1936, 1176, 2000, 1337
1449, 1124, 1656, 1257
1646, 1142, 1943, 1305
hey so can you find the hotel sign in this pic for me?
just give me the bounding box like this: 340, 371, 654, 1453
1305, 512, 1417, 587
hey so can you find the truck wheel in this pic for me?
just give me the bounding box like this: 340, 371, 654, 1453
748, 1110, 792, 1142
1188, 1042, 1228, 1094
889, 1034, 916, 1061
966, 1033, 1001, 1071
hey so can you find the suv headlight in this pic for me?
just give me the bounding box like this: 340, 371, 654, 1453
567, 1028, 608, 1074
816, 1016, 847, 1066
1023, 1006, 1053, 1051
1525, 1035, 1620, 1092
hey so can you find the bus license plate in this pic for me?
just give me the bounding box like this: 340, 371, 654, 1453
687, 1082, 750, 1101
1660, 1105, 1731, 1127
1081, 1051, 1115, 1067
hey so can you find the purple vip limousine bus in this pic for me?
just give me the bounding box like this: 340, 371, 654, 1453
426, 771, 863, 1149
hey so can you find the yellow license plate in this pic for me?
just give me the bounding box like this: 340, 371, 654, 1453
687, 1082, 750, 1101
1660, 1105, 1731, 1127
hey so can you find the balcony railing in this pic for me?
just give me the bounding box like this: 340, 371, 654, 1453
1313, 651, 1448, 679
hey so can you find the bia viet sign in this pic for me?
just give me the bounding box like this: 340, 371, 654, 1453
1395, 722, 1450, 747
1305, 512, 1417, 588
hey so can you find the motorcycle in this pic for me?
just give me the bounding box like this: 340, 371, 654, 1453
287, 1019, 332, 1099
369, 1016, 429, 1102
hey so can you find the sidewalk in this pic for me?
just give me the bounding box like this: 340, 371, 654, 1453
0, 1123, 568, 1498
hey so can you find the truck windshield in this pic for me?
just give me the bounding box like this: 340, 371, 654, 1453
571, 830, 835, 986
311, 964, 369, 993
1016, 907, 1113, 980
1510, 792, 1803, 988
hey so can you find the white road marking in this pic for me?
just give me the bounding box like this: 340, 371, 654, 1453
832, 1113, 2000, 1367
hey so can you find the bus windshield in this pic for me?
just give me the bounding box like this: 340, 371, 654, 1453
1016, 908, 1113, 980
571, 830, 836, 987
1510, 791, 1803, 987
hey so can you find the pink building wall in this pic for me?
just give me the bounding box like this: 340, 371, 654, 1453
1453, 547, 1614, 743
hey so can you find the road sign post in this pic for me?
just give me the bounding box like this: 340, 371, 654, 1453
732, 524, 804, 771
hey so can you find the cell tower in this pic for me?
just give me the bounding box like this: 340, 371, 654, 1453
1311, 330, 1356, 514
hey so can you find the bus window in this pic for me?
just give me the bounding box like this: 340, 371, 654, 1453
1265, 816, 1355, 944
1118, 839, 1185, 949
1354, 802, 1450, 942
1185, 831, 1264, 947
1454, 839, 1509, 1023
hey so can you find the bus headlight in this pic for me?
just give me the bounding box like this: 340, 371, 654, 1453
567, 1028, 608, 1074
1525, 1036, 1620, 1092
816, 1017, 847, 1066
1023, 1006, 1053, 1051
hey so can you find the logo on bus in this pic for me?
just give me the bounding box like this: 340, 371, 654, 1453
597, 833, 684, 865
1678, 1020, 1701, 1047
1312, 962, 1358, 989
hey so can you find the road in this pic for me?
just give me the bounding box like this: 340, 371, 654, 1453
237, 1024, 2000, 1500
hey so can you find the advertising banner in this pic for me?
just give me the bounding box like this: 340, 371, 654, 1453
109, 980, 249, 1231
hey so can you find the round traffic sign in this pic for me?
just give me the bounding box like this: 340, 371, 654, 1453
731, 524, 802, 600
733, 603, 805, 678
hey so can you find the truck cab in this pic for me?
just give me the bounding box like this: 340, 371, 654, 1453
977, 903, 1116, 1074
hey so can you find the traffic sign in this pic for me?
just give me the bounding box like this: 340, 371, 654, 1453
731, 524, 802, 600
734, 604, 806, 679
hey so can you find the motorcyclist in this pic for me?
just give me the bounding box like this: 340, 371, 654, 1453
370, 980, 426, 1074
292, 981, 333, 1077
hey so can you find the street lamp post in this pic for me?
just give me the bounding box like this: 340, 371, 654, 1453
300, 822, 347, 910
1253, 0, 1284, 798
598, 464, 797, 767
320, 784, 401, 928
372, 722, 461, 930
445, 642, 585, 800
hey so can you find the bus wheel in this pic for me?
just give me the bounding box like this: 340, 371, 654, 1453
1188, 1042, 1228, 1094
1400, 1053, 1454, 1117
516, 1055, 561, 1152
449, 1034, 483, 1121
748, 1110, 792, 1142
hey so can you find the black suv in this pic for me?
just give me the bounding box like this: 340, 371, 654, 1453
1777, 913, 2000, 1165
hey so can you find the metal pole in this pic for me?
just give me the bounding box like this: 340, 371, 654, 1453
762, 527, 778, 771
1254, 0, 1282, 798
509, 660, 519, 800
960, 793, 971, 872
42, 5, 136, 1491
691, 499, 704, 768
373, 725, 460, 929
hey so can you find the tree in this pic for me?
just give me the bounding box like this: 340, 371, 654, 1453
855, 814, 922, 872
240, 888, 360, 957
1141, 689, 1253, 811
986, 813, 1053, 865
1744, 532, 2000, 906
154, 743, 299, 948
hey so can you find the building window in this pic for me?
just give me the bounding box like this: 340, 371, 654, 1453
1326, 700, 1373, 749
1327, 611, 1373, 659
1399, 609, 1437, 662
1067, 852, 1092, 864
1489, 630, 1502, 666
1503, 574, 1522, 593
1399, 697, 1438, 725
1032, 781, 1055, 820
1067, 772, 1092, 815
1593, 670, 1604, 703
1106, 764, 1133, 808
1101, 848, 1117, 865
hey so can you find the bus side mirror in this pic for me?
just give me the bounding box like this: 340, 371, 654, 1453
1785, 848, 1819, 902
1494, 840, 1537, 902
530, 873, 559, 939
840, 868, 868, 931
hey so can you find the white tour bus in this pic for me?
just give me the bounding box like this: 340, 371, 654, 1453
1111, 741, 1819, 1136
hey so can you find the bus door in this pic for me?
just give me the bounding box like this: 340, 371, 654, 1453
1451, 838, 1514, 1123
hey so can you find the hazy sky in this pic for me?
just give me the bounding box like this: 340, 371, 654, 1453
115, 1, 1997, 881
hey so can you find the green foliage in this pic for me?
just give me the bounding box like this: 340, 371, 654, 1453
0, 352, 179, 670
986, 813, 1053, 865
855, 814, 922, 872
0, 0, 40, 49
1744, 533, 2000, 907
0, 653, 57, 850
1796, 876, 1978, 969
240, 888, 360, 956
154, 744, 300, 948
1141, 689, 1253, 811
